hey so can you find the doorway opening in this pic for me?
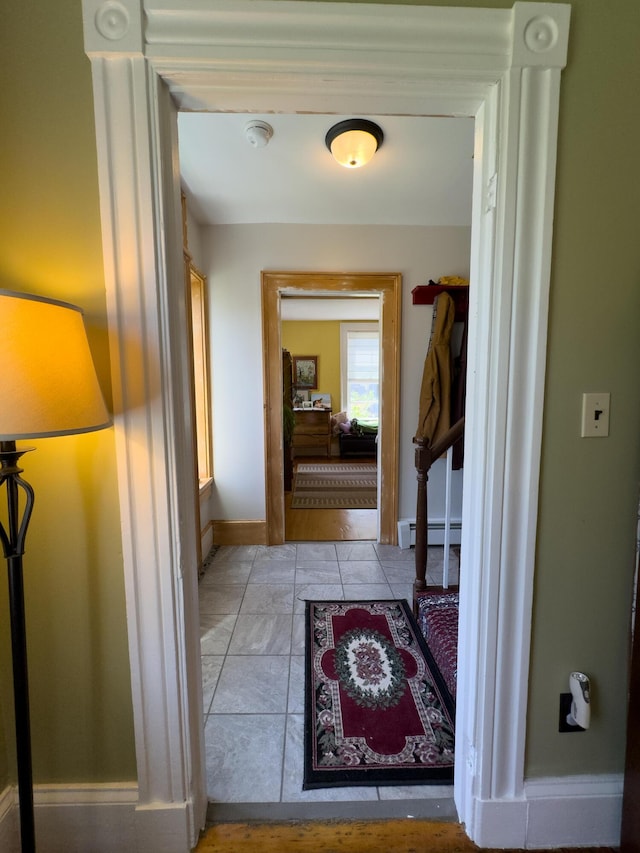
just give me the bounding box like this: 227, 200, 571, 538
282, 295, 380, 544
82, 2, 570, 845
262, 271, 401, 546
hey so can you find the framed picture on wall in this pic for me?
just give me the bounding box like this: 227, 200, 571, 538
293, 356, 318, 389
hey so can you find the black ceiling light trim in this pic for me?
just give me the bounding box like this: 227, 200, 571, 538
325, 119, 384, 154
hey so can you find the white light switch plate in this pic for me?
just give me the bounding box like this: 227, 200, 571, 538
581, 392, 610, 437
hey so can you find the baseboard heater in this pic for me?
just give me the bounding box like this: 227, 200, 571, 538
397, 519, 462, 550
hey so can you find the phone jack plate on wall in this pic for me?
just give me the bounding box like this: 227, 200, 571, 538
559, 692, 586, 732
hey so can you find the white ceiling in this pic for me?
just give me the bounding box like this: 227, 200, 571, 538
178, 112, 475, 227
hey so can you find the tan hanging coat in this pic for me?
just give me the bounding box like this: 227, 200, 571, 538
415, 292, 455, 445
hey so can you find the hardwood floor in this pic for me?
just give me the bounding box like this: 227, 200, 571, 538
285, 457, 377, 542
285, 490, 377, 541
194, 819, 618, 853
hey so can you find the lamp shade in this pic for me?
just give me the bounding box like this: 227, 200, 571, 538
325, 119, 384, 169
0, 290, 111, 440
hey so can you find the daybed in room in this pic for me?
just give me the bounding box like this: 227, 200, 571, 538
332, 412, 378, 458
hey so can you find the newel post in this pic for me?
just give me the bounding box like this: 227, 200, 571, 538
413, 437, 433, 613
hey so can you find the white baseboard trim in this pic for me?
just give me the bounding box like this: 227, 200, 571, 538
34, 784, 137, 853
0, 782, 196, 853
471, 774, 623, 849
524, 774, 623, 848
397, 518, 462, 549
1, 774, 622, 851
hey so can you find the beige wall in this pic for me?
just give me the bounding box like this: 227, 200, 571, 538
203, 223, 468, 523
1, 0, 639, 794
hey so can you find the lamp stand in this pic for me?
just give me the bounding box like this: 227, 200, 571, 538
0, 440, 36, 853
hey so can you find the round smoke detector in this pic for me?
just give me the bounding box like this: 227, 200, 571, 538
244, 120, 273, 148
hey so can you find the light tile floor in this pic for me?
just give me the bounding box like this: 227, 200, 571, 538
200, 542, 460, 822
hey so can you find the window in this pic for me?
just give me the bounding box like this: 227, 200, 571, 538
189, 262, 212, 486
182, 193, 212, 488
340, 323, 380, 426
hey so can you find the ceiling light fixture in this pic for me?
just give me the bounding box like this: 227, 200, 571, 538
325, 119, 383, 169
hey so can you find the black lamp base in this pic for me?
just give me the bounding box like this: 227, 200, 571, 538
0, 441, 36, 853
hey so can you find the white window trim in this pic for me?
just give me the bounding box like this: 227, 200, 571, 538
82, 2, 571, 849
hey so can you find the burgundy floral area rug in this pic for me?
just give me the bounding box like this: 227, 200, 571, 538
304, 600, 455, 789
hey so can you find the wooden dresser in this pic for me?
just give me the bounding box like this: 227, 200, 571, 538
292, 408, 332, 457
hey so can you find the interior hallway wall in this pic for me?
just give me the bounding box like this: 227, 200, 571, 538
199, 223, 470, 525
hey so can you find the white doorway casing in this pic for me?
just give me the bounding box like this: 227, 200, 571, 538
79, 2, 590, 851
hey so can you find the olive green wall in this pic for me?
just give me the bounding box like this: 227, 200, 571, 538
2, 0, 639, 796
525, 0, 640, 775
1, 1, 136, 787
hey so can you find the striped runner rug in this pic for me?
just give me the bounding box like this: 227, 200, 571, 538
291, 463, 377, 509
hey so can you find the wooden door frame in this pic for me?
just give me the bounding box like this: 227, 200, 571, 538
262, 271, 401, 545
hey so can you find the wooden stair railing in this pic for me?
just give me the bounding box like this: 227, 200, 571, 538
413, 416, 465, 614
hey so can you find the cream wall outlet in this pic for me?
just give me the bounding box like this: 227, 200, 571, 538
581, 392, 610, 437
